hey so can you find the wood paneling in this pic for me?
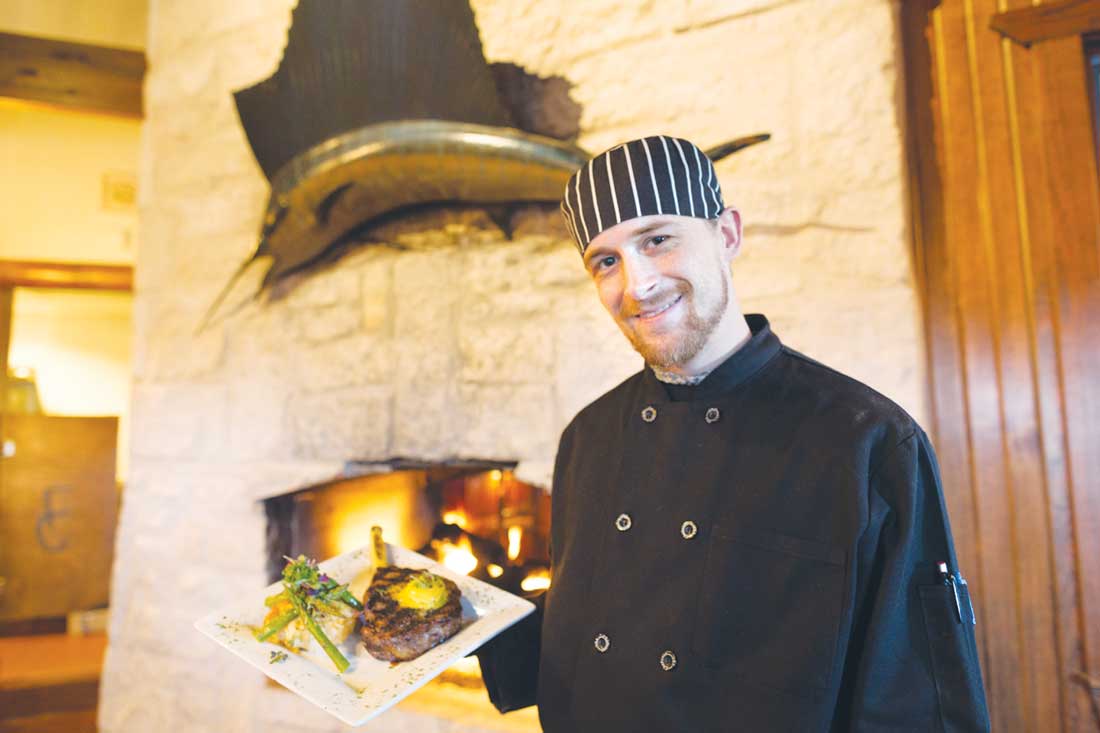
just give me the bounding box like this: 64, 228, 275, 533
903, 1, 1100, 730
0, 32, 144, 118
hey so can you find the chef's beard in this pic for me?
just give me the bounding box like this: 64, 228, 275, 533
621, 275, 729, 369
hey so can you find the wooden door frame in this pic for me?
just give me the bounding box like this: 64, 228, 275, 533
0, 259, 133, 426
0, 260, 133, 292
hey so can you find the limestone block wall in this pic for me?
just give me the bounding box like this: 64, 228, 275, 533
100, 1, 920, 731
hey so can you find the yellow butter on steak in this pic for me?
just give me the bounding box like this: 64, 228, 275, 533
389, 571, 449, 611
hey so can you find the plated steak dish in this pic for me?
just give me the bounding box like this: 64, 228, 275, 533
358, 525, 465, 662
359, 565, 464, 662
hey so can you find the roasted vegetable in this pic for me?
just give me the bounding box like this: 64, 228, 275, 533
255, 555, 362, 672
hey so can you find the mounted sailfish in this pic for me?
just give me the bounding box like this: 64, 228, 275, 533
203, 0, 769, 329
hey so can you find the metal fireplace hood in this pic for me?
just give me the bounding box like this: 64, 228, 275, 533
257, 120, 590, 285
204, 0, 769, 327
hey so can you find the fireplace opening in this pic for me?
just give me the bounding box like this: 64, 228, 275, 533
262, 459, 551, 600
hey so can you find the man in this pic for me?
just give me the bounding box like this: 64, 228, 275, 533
476, 136, 990, 732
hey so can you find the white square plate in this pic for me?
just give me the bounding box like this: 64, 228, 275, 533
194, 543, 536, 726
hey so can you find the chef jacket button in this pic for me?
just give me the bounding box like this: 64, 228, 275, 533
641, 405, 658, 422
659, 650, 677, 671
680, 520, 698, 539
594, 634, 611, 653
704, 407, 720, 424
615, 513, 632, 531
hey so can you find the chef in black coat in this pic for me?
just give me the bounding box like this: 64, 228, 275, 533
477, 135, 990, 732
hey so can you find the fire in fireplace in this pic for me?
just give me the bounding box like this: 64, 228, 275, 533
261, 460, 551, 598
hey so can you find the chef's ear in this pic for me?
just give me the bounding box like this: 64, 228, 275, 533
716, 206, 742, 261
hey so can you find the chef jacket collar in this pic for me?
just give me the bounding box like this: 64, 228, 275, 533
644, 313, 781, 403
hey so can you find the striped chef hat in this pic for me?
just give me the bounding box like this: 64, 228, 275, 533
560, 135, 725, 255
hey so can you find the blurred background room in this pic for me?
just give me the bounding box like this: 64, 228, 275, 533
1, 2, 141, 731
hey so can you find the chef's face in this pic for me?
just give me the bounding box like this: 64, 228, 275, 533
582, 209, 742, 369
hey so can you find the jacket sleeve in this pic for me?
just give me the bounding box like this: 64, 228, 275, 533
474, 591, 544, 713
839, 429, 990, 732
475, 420, 576, 713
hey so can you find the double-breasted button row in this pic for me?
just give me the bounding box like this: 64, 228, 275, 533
613, 514, 700, 538
591, 635, 678, 671
612, 515, 699, 539
639, 405, 721, 424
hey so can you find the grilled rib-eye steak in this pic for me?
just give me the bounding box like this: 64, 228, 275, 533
359, 566, 463, 662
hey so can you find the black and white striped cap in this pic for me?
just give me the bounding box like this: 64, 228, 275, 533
560, 135, 724, 255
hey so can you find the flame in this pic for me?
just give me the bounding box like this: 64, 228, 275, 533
520, 568, 551, 592
442, 510, 467, 528
507, 525, 522, 561
487, 563, 504, 578
327, 472, 431, 556
439, 535, 478, 576
334, 512, 404, 557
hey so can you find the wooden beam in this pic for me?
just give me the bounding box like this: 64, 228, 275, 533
0, 32, 144, 118
990, 0, 1100, 47
0, 261, 133, 291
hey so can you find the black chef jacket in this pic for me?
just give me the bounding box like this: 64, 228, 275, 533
477, 314, 990, 732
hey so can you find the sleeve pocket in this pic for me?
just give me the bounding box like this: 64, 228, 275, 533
918, 585, 991, 732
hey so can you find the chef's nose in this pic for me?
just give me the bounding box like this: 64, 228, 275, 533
622, 253, 659, 301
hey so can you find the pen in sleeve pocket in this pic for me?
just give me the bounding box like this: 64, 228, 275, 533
938, 561, 964, 623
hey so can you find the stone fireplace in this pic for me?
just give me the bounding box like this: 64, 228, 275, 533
100, 1, 922, 731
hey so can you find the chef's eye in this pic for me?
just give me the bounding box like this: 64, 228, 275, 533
594, 255, 618, 272
647, 235, 670, 247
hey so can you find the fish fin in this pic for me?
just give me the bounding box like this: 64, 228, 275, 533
703, 133, 771, 162
195, 253, 270, 335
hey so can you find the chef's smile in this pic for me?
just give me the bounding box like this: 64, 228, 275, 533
635, 294, 683, 323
